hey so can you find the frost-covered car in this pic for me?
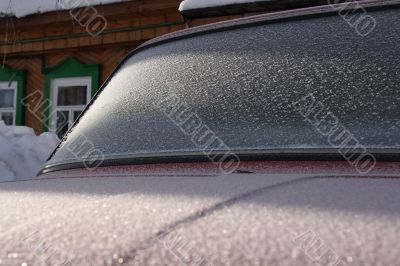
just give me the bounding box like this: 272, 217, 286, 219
1, 1, 400, 265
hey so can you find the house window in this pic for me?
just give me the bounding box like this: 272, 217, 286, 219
0, 81, 17, 125
50, 77, 91, 138
43, 58, 100, 135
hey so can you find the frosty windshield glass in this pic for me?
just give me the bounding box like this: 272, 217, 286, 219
45, 7, 400, 170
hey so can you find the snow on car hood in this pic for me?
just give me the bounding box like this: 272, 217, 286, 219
0, 173, 399, 265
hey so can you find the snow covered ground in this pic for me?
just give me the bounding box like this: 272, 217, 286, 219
0, 0, 127, 18
179, 0, 270, 11
0, 121, 59, 182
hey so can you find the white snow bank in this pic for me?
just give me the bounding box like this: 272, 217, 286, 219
0, 0, 127, 18
0, 121, 59, 182
179, 0, 269, 11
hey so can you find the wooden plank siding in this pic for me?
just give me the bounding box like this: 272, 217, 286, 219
0, 3, 185, 55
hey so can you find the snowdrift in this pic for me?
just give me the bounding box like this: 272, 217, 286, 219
0, 122, 59, 182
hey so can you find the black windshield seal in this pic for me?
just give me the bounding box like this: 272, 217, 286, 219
39, 148, 400, 175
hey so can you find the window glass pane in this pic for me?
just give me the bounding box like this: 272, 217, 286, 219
57, 86, 87, 106
73, 110, 83, 122
56, 111, 70, 139
0, 89, 15, 108
1, 112, 14, 125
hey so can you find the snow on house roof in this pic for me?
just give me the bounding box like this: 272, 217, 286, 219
179, 0, 271, 12
0, 0, 128, 18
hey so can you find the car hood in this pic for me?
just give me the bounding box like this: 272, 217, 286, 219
0, 168, 399, 265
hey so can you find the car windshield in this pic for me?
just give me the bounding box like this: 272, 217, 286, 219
44, 7, 400, 172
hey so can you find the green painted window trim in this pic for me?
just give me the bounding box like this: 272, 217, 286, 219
42, 58, 100, 132
0, 66, 26, 126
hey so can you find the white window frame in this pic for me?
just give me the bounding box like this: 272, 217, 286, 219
0, 81, 17, 126
50, 77, 91, 133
